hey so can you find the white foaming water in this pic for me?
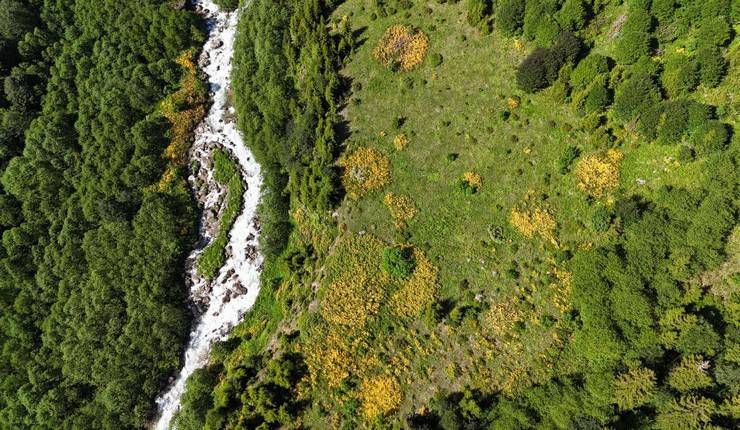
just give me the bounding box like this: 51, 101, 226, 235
154, 1, 263, 429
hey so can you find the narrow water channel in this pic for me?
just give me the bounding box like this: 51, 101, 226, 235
153, 1, 263, 428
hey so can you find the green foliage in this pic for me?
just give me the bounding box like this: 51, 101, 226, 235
523, 0, 561, 46
696, 47, 727, 88
558, 145, 580, 174
695, 16, 731, 49
613, 71, 662, 122
495, 0, 526, 36
232, 0, 342, 259
591, 206, 612, 232
613, 2, 654, 64
555, 0, 588, 32
614, 368, 657, 410
516, 32, 583, 92
197, 151, 245, 280
466, 0, 493, 31
583, 82, 611, 113
570, 53, 610, 91
214, 0, 240, 11
0, 1, 203, 427
614, 31, 652, 65
429, 52, 443, 67
667, 355, 713, 392
213, 149, 240, 184
638, 99, 713, 144
690, 120, 729, 155
383, 246, 416, 279
173, 367, 220, 430
0, 0, 36, 41
661, 55, 698, 98
655, 395, 716, 430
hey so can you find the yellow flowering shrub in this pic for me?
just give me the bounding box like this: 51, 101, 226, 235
322, 269, 387, 331
304, 331, 353, 388
391, 249, 438, 318
373, 25, 429, 71
507, 96, 521, 109
550, 268, 573, 313
340, 147, 391, 199
575, 148, 623, 197
384, 192, 417, 228
463, 171, 482, 189
482, 297, 523, 340
510, 204, 558, 245
393, 133, 409, 151
158, 49, 207, 189
359, 374, 402, 418
162, 50, 207, 166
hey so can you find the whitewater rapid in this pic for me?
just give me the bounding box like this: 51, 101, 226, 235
154, 1, 263, 429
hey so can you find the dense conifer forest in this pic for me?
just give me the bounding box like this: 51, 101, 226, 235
0, 0, 738, 429
0, 0, 203, 427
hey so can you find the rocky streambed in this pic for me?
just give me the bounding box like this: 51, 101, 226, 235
153, 1, 264, 428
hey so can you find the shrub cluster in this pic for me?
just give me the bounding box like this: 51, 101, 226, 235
373, 25, 429, 71
614, 1, 654, 64
340, 147, 391, 198
496, 0, 526, 36
575, 148, 623, 198
384, 192, 417, 228
516, 32, 583, 92
383, 246, 416, 279
510, 202, 558, 245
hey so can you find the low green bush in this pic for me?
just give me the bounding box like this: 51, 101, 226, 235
383, 246, 416, 279
661, 55, 698, 98
496, 0, 526, 36
558, 145, 580, 174
583, 83, 611, 113
591, 206, 612, 232
690, 120, 729, 155
696, 47, 727, 87
429, 52, 443, 67
570, 53, 610, 91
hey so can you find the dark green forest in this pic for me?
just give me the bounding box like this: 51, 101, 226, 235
0, 0, 203, 427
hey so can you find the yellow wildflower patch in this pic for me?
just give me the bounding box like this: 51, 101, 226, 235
463, 171, 482, 189
161, 50, 207, 166
575, 148, 623, 198
482, 297, 523, 340
550, 268, 573, 313
304, 330, 353, 388
384, 192, 417, 228
340, 147, 391, 199
391, 249, 438, 318
507, 96, 521, 109
359, 374, 402, 418
393, 133, 409, 151
510, 204, 558, 245
373, 25, 429, 71
321, 269, 387, 331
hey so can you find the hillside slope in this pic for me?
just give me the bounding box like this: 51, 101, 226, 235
177, 0, 740, 429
